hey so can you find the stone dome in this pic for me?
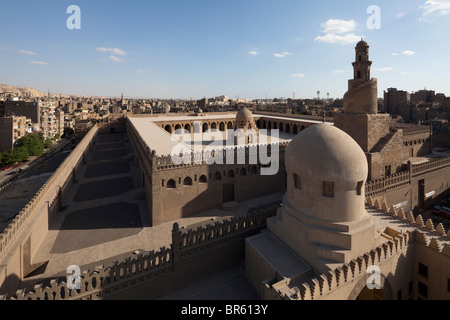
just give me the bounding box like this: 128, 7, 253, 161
236, 108, 254, 122
285, 123, 369, 222
356, 39, 369, 48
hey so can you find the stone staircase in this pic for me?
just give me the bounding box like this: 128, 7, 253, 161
370, 128, 399, 153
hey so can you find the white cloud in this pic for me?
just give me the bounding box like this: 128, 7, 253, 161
403, 50, 415, 55
28, 61, 49, 65
374, 67, 395, 71
248, 50, 259, 56
315, 33, 360, 45
332, 70, 346, 74
421, 0, 450, 16
19, 49, 37, 55
108, 56, 123, 63
274, 52, 292, 58
320, 19, 356, 34
291, 73, 306, 78
96, 47, 127, 56
315, 18, 361, 45
137, 69, 148, 73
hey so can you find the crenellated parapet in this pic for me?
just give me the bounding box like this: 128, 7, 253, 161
7, 248, 173, 300
155, 142, 289, 171
172, 206, 279, 262
3, 205, 279, 300
367, 196, 450, 240
0, 125, 99, 262
268, 231, 412, 300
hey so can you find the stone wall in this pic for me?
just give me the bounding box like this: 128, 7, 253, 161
0, 125, 100, 294
3, 206, 278, 300
366, 157, 450, 212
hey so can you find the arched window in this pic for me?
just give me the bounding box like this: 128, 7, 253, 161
279, 123, 284, 132
167, 179, 176, 189
183, 177, 193, 186
228, 170, 235, 178
175, 124, 182, 131
293, 125, 298, 134
300, 125, 306, 131
240, 168, 247, 176
165, 125, 172, 134
184, 124, 191, 133
203, 123, 209, 133
227, 122, 233, 129
285, 124, 290, 133
219, 122, 225, 131
211, 123, 217, 131
215, 172, 222, 180
251, 165, 258, 174
199, 175, 208, 183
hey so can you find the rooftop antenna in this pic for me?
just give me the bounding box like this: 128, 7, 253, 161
317, 91, 320, 100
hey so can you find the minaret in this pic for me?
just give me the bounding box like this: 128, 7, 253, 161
334, 40, 392, 180
352, 39, 372, 81
342, 39, 378, 115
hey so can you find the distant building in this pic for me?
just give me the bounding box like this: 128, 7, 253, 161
0, 116, 27, 152
384, 88, 410, 116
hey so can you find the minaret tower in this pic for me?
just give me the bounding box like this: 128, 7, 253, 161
334, 40, 394, 180
341, 39, 378, 115
353, 38, 372, 82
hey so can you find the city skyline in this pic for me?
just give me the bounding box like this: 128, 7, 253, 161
1, 0, 450, 100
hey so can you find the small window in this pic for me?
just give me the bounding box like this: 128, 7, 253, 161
418, 263, 428, 279
418, 282, 428, 298
183, 177, 193, 186
215, 172, 222, 180
167, 179, 176, 189
323, 181, 334, 198
228, 170, 235, 178
356, 181, 364, 196
240, 168, 246, 176
199, 175, 207, 183
293, 174, 301, 190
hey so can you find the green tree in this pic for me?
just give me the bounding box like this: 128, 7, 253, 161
1, 149, 17, 166
44, 138, 54, 150
13, 146, 30, 163
17, 133, 44, 157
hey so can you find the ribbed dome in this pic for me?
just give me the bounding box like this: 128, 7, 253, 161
285, 123, 368, 222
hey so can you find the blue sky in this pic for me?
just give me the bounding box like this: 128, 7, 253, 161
1, 0, 450, 100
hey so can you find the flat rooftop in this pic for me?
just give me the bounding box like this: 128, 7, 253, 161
128, 116, 295, 156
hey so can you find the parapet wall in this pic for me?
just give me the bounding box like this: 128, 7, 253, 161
3, 205, 279, 300
0, 125, 100, 294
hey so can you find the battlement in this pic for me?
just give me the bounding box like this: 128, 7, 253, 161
0, 125, 99, 262
3, 205, 279, 300
269, 230, 412, 300
365, 156, 450, 197
155, 142, 289, 170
